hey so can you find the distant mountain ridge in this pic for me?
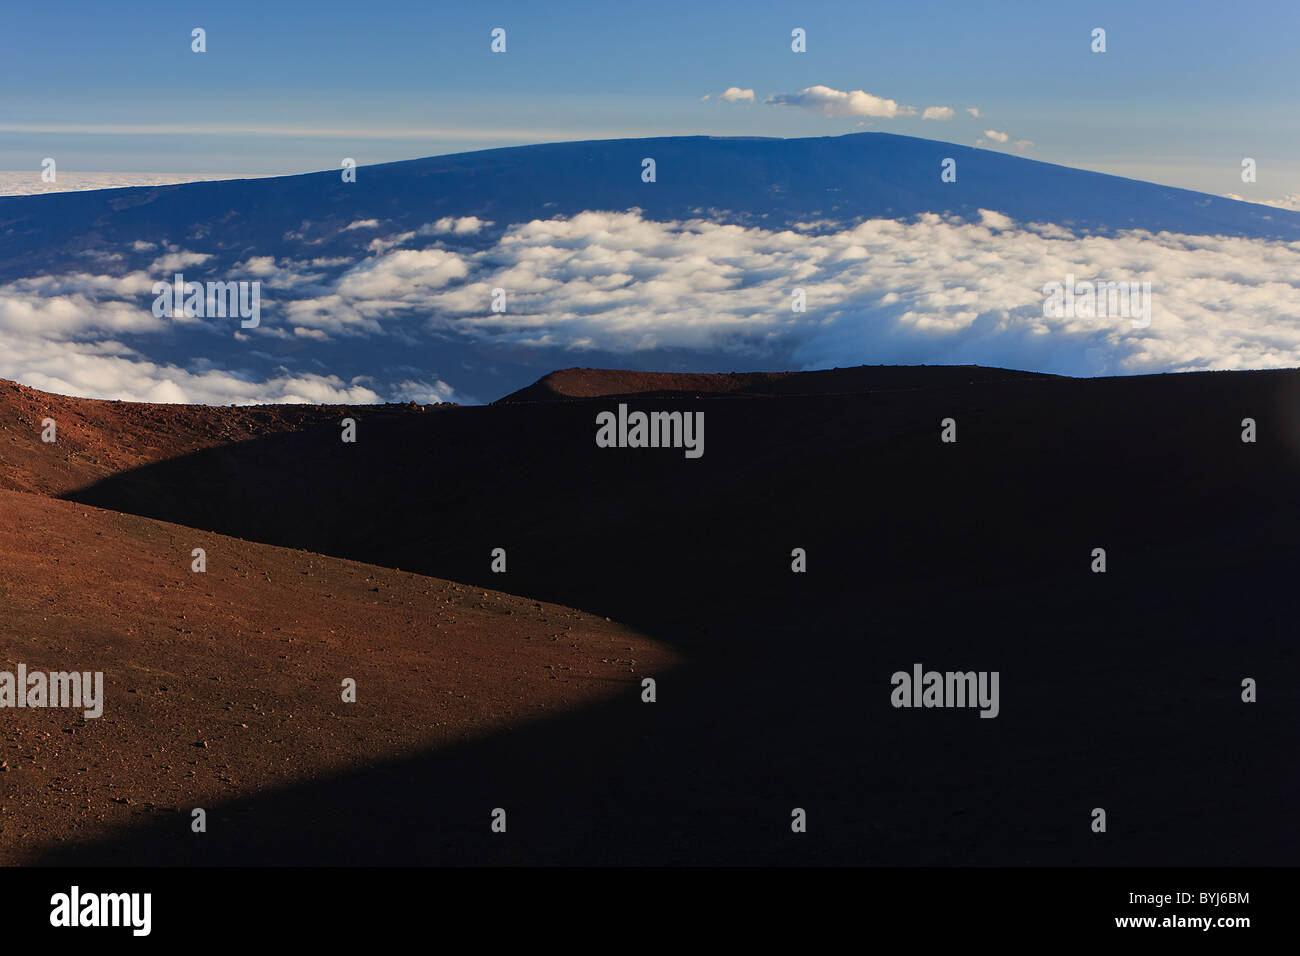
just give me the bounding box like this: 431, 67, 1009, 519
498, 364, 1058, 403
3, 134, 1297, 280
3, 133, 1298, 405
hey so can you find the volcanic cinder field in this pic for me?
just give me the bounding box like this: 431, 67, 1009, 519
1, 364, 1297, 865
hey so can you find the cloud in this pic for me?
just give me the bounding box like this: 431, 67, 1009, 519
1014, 140, 1035, 153
0, 261, 417, 404
1226, 192, 1300, 211
282, 295, 382, 335
922, 106, 955, 121
10, 207, 1300, 403
0, 317, 471, 405
378, 209, 1300, 378
150, 251, 213, 272
720, 87, 755, 103
233, 255, 321, 289
336, 248, 469, 300
0, 271, 163, 338
0, 335, 389, 405
416, 216, 491, 236
977, 209, 1015, 230
767, 85, 910, 119
366, 232, 415, 254
343, 219, 381, 231
390, 378, 464, 404
982, 130, 1010, 144
967, 107, 980, 118
281, 248, 471, 336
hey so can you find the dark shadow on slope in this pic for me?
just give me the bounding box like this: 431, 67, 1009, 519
39, 367, 1300, 864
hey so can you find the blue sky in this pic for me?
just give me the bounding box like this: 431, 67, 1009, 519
3, 0, 1299, 200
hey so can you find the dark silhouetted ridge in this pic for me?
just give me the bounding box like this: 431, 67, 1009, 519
498, 364, 1059, 403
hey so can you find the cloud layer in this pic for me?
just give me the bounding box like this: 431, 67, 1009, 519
382, 210, 1300, 376
6, 207, 1300, 403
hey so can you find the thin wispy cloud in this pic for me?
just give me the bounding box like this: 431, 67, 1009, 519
0, 171, 269, 197
0, 122, 656, 141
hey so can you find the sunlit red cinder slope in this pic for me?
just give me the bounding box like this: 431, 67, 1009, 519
2, 365, 1300, 866
0, 379, 675, 865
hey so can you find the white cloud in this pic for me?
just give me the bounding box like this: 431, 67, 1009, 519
336, 248, 469, 300
0, 292, 160, 338
343, 219, 381, 231
280, 247, 472, 336
377, 209, 1300, 378
767, 85, 910, 119
0, 262, 408, 404
977, 209, 1015, 230
720, 87, 755, 103
922, 106, 955, 121
982, 130, 1010, 144
282, 294, 381, 335
0, 336, 385, 405
150, 251, 212, 272
1014, 140, 1035, 153
1226, 192, 1300, 211
0, 271, 162, 338
10, 207, 1300, 403
967, 107, 980, 118
416, 216, 491, 236
366, 232, 415, 253
237, 256, 281, 276
390, 378, 464, 404
233, 255, 320, 288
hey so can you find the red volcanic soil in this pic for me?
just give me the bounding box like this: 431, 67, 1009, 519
0, 380, 674, 865
3, 365, 1300, 866
0, 378, 437, 497
497, 364, 1054, 403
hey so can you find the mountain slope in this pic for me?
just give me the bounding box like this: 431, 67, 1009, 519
20, 363, 1296, 865
0, 487, 674, 865
498, 364, 1058, 402
4, 134, 1297, 280
0, 377, 443, 497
